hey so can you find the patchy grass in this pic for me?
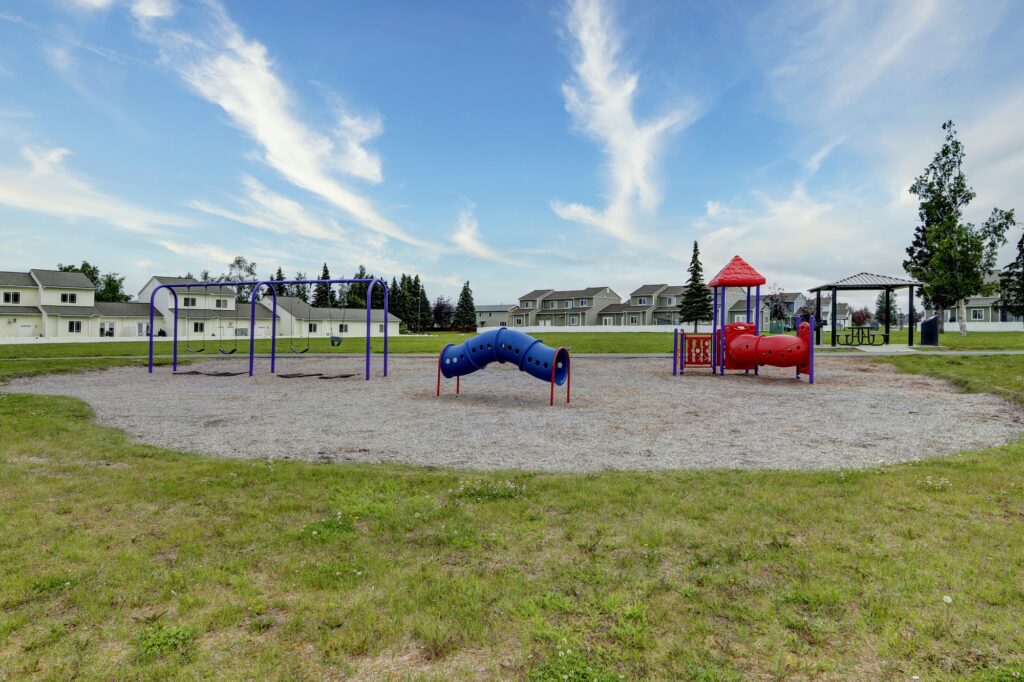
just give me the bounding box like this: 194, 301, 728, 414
0, 357, 178, 382
879, 355, 1024, 403
1, 366, 1023, 679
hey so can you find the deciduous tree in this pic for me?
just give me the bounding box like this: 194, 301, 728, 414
904, 121, 1014, 334
999, 231, 1024, 327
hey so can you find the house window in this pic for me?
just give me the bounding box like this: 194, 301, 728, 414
524, 301, 534, 309
637, 297, 647, 305
182, 296, 197, 307
193, 322, 205, 333
67, 320, 82, 333
215, 298, 228, 308
99, 322, 115, 337
548, 301, 558, 309
136, 322, 149, 336
570, 315, 579, 326
579, 299, 588, 306
378, 324, 384, 333
564, 300, 572, 309
628, 315, 638, 325
499, 322, 507, 327
339, 323, 349, 333
309, 323, 318, 333
948, 311, 956, 322
514, 317, 523, 326
603, 317, 614, 326
61, 292, 78, 304
234, 328, 249, 337
2, 291, 20, 304
971, 308, 984, 321
667, 297, 675, 305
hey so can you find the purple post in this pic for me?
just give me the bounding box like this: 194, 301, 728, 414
720, 287, 727, 375
711, 288, 718, 375
672, 327, 678, 376
147, 284, 178, 373
745, 287, 751, 323
248, 283, 278, 375
754, 285, 761, 376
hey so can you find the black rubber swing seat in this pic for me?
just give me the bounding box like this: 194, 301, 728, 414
276, 372, 323, 379
318, 373, 357, 380
289, 346, 310, 354
218, 348, 237, 355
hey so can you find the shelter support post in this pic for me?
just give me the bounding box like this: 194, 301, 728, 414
908, 286, 916, 347
884, 287, 892, 344
831, 287, 838, 347
815, 290, 822, 346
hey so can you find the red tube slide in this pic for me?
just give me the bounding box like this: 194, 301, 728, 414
723, 321, 811, 374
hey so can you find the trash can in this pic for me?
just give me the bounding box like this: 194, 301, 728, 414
920, 315, 939, 346
769, 320, 785, 334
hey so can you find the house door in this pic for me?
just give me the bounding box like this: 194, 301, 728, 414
540, 319, 551, 327
255, 326, 269, 338
18, 324, 32, 337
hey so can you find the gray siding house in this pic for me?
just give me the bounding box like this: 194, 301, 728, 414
510, 287, 620, 327
475, 304, 514, 328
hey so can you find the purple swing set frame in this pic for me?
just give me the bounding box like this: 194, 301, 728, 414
147, 277, 389, 380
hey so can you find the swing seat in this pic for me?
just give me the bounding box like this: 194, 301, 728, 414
218, 348, 237, 355
289, 345, 310, 354
330, 336, 343, 347
185, 346, 205, 353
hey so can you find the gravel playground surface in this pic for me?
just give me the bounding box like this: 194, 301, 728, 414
5, 356, 1022, 472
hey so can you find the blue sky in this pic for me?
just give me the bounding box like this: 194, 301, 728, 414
1, 0, 1022, 305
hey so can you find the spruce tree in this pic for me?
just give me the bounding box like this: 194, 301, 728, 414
1000, 231, 1024, 326
389, 276, 406, 326
312, 263, 334, 308
453, 281, 477, 329
292, 271, 309, 302
412, 275, 431, 331
346, 265, 369, 307
273, 266, 287, 297
678, 241, 713, 332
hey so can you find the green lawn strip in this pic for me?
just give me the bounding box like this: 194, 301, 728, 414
1, 389, 1023, 679
878, 355, 1024, 403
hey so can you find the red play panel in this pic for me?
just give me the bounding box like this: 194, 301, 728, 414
707, 255, 766, 287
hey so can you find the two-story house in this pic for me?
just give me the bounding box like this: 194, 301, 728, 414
598, 284, 701, 326
271, 296, 400, 338
475, 304, 515, 328
509, 289, 554, 327
0, 271, 45, 338
526, 287, 621, 327
0, 269, 101, 338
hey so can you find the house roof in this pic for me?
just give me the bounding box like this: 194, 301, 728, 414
269, 296, 399, 322
476, 304, 516, 313
965, 296, 1000, 306
94, 302, 154, 317
707, 256, 767, 287
0, 271, 37, 287
809, 272, 921, 291
0, 305, 42, 315
30, 269, 96, 289
40, 305, 101, 316
547, 287, 611, 299
660, 285, 688, 296
169, 306, 277, 320
631, 284, 667, 296
729, 300, 769, 312
152, 276, 238, 296
519, 289, 554, 300
598, 303, 653, 314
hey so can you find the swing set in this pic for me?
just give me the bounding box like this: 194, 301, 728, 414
147, 277, 389, 380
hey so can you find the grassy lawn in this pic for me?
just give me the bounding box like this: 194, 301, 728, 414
879, 355, 1024, 403
1, 357, 1023, 678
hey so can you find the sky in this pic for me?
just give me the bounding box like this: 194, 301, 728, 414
0, 0, 1022, 307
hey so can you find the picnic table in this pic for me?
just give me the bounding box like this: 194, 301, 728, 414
837, 325, 887, 346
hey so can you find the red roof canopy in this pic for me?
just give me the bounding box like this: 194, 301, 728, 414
707, 255, 766, 287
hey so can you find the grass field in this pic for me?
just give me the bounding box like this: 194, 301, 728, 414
0, 328, 1019, 361
1, 355, 1023, 679
879, 355, 1024, 403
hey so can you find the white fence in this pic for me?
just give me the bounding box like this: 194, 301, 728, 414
509, 324, 713, 334
943, 321, 1024, 333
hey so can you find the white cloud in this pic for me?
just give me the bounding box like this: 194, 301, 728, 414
65, 0, 115, 10
552, 0, 699, 243
135, 1, 427, 247
451, 207, 524, 267
0, 145, 191, 233
155, 239, 237, 266
189, 175, 344, 243
130, 0, 176, 21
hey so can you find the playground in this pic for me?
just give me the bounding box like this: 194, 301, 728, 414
7, 354, 1020, 471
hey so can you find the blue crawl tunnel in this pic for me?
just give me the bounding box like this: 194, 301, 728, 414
439, 328, 570, 385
